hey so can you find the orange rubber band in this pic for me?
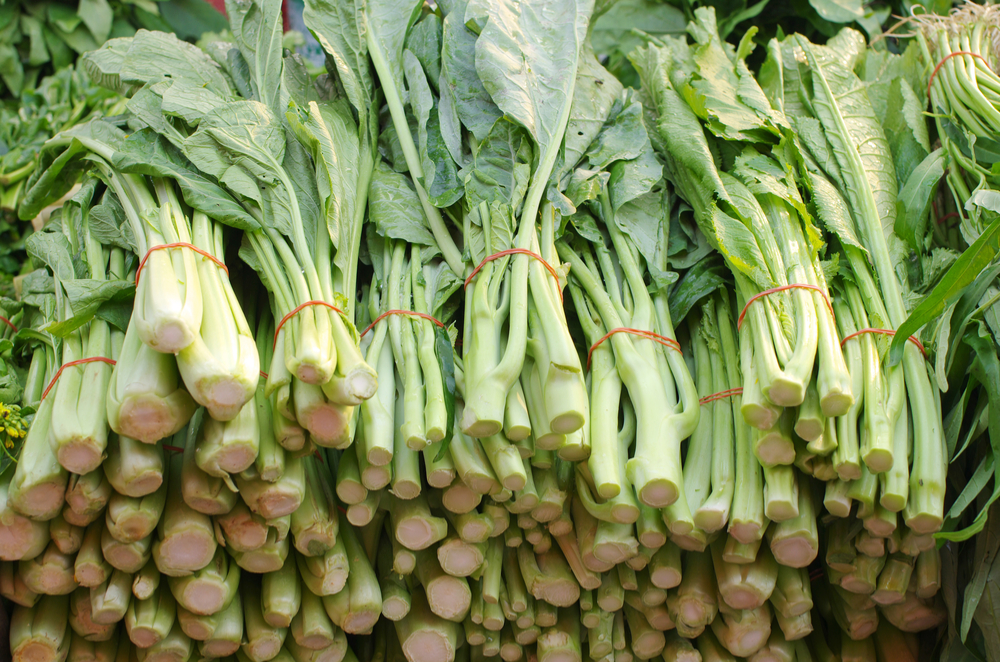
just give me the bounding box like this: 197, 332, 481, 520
737, 284, 835, 330
0, 317, 16, 333
42, 357, 116, 400
361, 309, 445, 338
587, 327, 682, 369
840, 327, 928, 359
163, 445, 184, 453
699, 387, 744, 405
465, 248, 562, 301
135, 243, 229, 286
928, 51, 992, 101
273, 301, 345, 349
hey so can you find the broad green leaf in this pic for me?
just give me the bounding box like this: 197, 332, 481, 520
126, 83, 187, 149
440, 8, 499, 142
686, 7, 784, 141
161, 82, 228, 126
403, 50, 463, 208
967, 187, 1000, 218
590, 0, 684, 64
463, 118, 532, 213
18, 139, 91, 222
798, 34, 909, 326
285, 100, 359, 251
26, 231, 74, 282
114, 129, 259, 231
612, 188, 666, 270
52, 21, 99, 55
226, 0, 283, 111
569, 209, 602, 244
226, 48, 254, 101
890, 214, 1000, 364
78, 0, 113, 44
20, 15, 49, 67
119, 30, 231, 95
609, 146, 662, 211
159, 0, 228, 40
808, 0, 863, 24
281, 131, 322, 261
282, 53, 320, 109
564, 168, 608, 210
81, 38, 133, 94
369, 162, 435, 245
563, 45, 623, 176
669, 255, 728, 324
302, 0, 373, 121
801, 166, 867, 254
586, 95, 646, 171
0, 43, 24, 97
882, 77, 931, 187
364, 0, 423, 108
896, 148, 945, 252
46, 280, 134, 337
406, 14, 442, 91
89, 191, 137, 252
42, 25, 74, 72
474, 0, 593, 159
183, 100, 286, 191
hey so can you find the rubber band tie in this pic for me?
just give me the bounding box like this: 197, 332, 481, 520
273, 301, 345, 350
361, 309, 445, 338
927, 51, 992, 101
737, 284, 835, 331
587, 328, 682, 370
464, 248, 563, 301
42, 357, 116, 400
135, 243, 228, 286
840, 327, 928, 359
699, 387, 744, 405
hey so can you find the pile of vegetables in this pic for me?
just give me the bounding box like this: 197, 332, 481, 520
0, 0, 227, 99
6, 0, 1000, 660
0, 65, 126, 216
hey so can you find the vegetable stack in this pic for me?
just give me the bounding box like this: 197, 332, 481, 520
0, 0, 970, 661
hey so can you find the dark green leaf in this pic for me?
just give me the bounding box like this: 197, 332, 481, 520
896, 148, 945, 252
226, 0, 283, 111
369, 162, 435, 245
891, 214, 1000, 364
669, 255, 728, 324
433, 323, 456, 462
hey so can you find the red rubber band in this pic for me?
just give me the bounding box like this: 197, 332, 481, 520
737, 284, 834, 330
587, 327, 682, 369
937, 212, 962, 226
0, 317, 16, 333
464, 249, 562, 301
361, 309, 445, 338
928, 51, 992, 101
840, 327, 928, 359
135, 243, 229, 286
163, 445, 184, 453
273, 301, 345, 349
42, 357, 116, 400
260, 371, 269, 379
699, 387, 744, 405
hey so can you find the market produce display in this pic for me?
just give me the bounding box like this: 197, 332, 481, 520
2, 0, 1000, 660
